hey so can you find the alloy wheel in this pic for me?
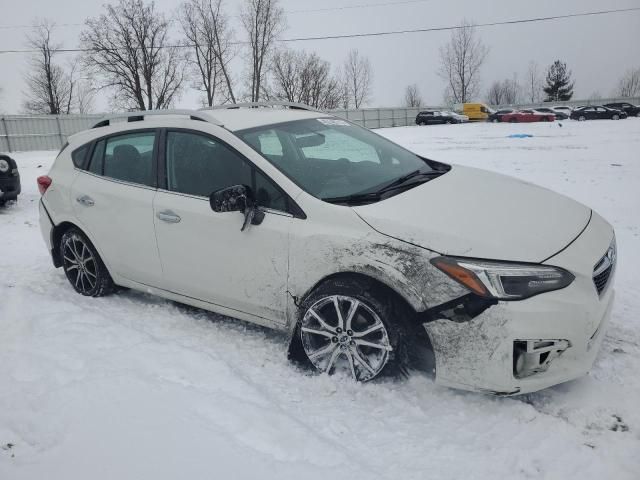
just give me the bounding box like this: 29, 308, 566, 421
300, 295, 392, 382
62, 234, 98, 294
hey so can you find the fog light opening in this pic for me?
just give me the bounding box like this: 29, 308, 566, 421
513, 339, 570, 379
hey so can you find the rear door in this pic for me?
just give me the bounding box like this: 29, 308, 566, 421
70, 129, 163, 286
152, 128, 292, 325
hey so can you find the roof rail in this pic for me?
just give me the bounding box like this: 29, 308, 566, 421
91, 109, 222, 129
203, 101, 319, 112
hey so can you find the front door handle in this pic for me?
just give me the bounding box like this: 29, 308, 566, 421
157, 210, 181, 224
76, 195, 95, 207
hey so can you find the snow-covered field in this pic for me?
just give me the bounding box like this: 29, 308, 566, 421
1, 119, 639, 479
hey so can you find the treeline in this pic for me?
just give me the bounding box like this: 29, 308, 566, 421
13, 2, 640, 114
404, 21, 640, 108
19, 0, 373, 114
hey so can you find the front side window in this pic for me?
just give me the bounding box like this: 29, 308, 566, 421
165, 131, 287, 211
238, 118, 444, 201
100, 132, 156, 186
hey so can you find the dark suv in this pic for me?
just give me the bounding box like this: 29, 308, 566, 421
0, 154, 21, 206
604, 102, 640, 117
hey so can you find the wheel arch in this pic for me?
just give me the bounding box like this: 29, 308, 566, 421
50, 221, 79, 267
287, 270, 422, 340
286, 270, 436, 373
50, 221, 112, 275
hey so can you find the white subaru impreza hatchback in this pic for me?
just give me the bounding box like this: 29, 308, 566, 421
38, 103, 615, 394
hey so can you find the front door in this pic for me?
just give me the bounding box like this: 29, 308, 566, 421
152, 129, 292, 325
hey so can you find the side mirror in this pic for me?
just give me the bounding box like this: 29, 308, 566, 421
209, 184, 265, 231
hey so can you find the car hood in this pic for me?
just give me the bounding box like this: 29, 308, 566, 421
353, 165, 591, 263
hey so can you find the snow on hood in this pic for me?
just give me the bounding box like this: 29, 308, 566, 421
354, 165, 591, 263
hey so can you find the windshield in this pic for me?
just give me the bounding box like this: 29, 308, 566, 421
237, 118, 443, 201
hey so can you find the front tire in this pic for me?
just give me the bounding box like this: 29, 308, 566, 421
578, 115, 586, 121
60, 228, 114, 297
612, 114, 620, 120
297, 279, 409, 382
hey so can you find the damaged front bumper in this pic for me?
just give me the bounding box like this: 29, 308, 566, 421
422, 212, 615, 395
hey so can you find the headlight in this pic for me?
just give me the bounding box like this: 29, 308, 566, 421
0, 159, 9, 173
430, 257, 574, 300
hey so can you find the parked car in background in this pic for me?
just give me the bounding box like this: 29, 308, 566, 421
551, 106, 573, 117
534, 107, 568, 120
487, 109, 515, 123
37, 103, 615, 394
500, 110, 555, 123
461, 103, 492, 121
570, 106, 628, 121
415, 110, 468, 125
604, 102, 640, 117
0, 154, 21, 207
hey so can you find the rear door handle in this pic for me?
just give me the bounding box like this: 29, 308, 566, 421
76, 195, 95, 207
157, 210, 181, 224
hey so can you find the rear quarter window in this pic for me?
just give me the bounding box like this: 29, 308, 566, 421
71, 145, 90, 169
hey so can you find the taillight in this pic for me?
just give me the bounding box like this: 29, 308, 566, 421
37, 175, 52, 195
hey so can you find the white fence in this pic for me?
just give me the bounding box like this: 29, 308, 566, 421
2, 96, 639, 153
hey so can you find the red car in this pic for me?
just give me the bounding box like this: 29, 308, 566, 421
501, 110, 555, 123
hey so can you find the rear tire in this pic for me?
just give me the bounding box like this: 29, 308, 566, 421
60, 228, 114, 297
509, 118, 517, 123
612, 114, 620, 120
296, 278, 411, 382
578, 115, 586, 121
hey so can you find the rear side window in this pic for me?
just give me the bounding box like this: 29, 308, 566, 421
71, 145, 89, 169
102, 132, 156, 186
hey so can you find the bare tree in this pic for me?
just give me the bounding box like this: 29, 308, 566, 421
271, 48, 342, 109
344, 49, 372, 108
23, 22, 74, 114
616, 67, 640, 98
75, 80, 96, 113
502, 75, 520, 104
241, 0, 284, 102
179, 0, 236, 106
524, 61, 543, 103
486, 81, 503, 105
404, 84, 422, 107
272, 49, 301, 102
438, 20, 488, 104
80, 0, 185, 111
487, 75, 520, 106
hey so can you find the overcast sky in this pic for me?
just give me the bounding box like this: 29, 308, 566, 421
0, 0, 639, 114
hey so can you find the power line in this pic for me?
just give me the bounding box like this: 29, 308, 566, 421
280, 7, 640, 42
0, 0, 433, 30
0, 7, 638, 55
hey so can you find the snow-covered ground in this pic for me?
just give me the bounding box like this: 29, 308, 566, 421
1, 119, 639, 479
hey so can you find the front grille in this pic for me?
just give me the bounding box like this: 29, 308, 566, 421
593, 238, 616, 295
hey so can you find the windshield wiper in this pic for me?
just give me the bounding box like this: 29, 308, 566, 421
323, 168, 445, 205
322, 192, 382, 205
376, 168, 443, 194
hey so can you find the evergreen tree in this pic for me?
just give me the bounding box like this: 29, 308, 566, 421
543, 60, 574, 102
